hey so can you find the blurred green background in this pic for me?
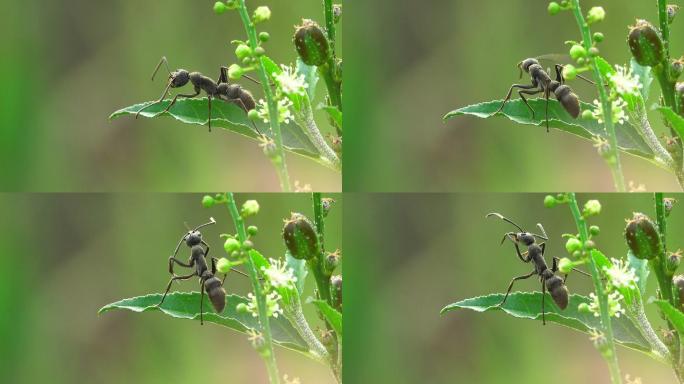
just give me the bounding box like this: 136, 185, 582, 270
346, 0, 684, 191
346, 193, 684, 383
0, 193, 341, 383
0, 1, 339, 192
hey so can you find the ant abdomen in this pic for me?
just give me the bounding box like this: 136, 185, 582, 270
554, 85, 580, 118
239, 89, 256, 111
545, 275, 569, 309
204, 276, 226, 313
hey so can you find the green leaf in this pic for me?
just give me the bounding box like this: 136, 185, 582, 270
286, 250, 308, 295
445, 99, 655, 161
110, 98, 336, 170
320, 105, 342, 129
591, 249, 612, 271
249, 249, 270, 274
656, 106, 684, 143
99, 292, 309, 354
653, 300, 684, 335
630, 58, 653, 101
261, 56, 282, 84
595, 56, 616, 79
296, 58, 319, 102
627, 250, 649, 295
310, 299, 342, 338
442, 292, 650, 353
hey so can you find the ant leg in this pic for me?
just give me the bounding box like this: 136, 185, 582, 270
199, 278, 205, 325
156, 90, 201, 116
168, 255, 194, 276
541, 279, 547, 325
544, 86, 551, 132
497, 269, 536, 307
157, 272, 196, 307
518, 89, 543, 119
207, 96, 212, 132
151, 56, 171, 81
490, 83, 537, 117
135, 81, 173, 119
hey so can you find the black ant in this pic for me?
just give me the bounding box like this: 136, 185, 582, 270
135, 56, 260, 134
486, 212, 589, 325
156, 217, 248, 325
491, 58, 594, 132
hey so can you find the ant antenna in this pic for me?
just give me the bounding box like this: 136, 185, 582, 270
193, 217, 216, 231
517, 61, 523, 79
486, 212, 524, 232
535, 223, 549, 241
151, 56, 171, 81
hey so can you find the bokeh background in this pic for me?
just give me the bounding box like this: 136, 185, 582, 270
346, 193, 684, 383
0, 0, 340, 192
346, 0, 684, 191
0, 193, 341, 383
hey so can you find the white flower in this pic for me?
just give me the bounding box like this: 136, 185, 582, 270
262, 258, 297, 290
246, 291, 284, 318
591, 98, 628, 125
256, 98, 294, 124
608, 65, 642, 96
588, 291, 625, 318
603, 258, 639, 289
274, 64, 308, 97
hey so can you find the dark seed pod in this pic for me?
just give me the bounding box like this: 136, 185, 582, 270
674, 274, 684, 309
667, 250, 682, 274
628, 19, 665, 67
204, 276, 226, 313
671, 57, 684, 80
283, 213, 320, 260
331, 275, 342, 310
625, 212, 662, 260
324, 250, 341, 274
293, 19, 330, 66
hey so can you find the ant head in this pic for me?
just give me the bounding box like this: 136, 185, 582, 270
170, 69, 190, 88
185, 230, 202, 246
519, 58, 539, 73
517, 232, 536, 245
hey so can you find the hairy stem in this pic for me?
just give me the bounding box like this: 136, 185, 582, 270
236, 1, 291, 191
321, 0, 342, 126
226, 193, 280, 384
311, 193, 332, 306
568, 194, 622, 384
631, 289, 670, 362
570, 0, 625, 191
293, 97, 341, 170
285, 294, 330, 363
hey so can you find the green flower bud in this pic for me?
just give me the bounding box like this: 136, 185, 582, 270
562, 64, 577, 80
566, 237, 582, 254
582, 109, 593, 119
225, 0, 238, 9
321, 198, 336, 217
216, 257, 231, 273
242, 240, 254, 250
224, 237, 241, 254
254, 46, 265, 57
248, 109, 259, 121
258, 32, 270, 42
628, 20, 665, 67
667, 250, 682, 274
283, 213, 320, 260
235, 44, 252, 60
583, 240, 596, 250
253, 6, 271, 23
588, 47, 599, 57
625, 212, 662, 260
202, 195, 215, 208
548, 2, 561, 15
670, 57, 683, 80
583, 199, 602, 216
586, 6, 606, 24
578, 302, 590, 313
569, 44, 587, 60
247, 225, 259, 236
572, 250, 583, 259
324, 250, 341, 274
293, 19, 330, 66
589, 225, 600, 236
667, 4, 680, 24
664, 198, 677, 217
228, 64, 244, 80
558, 257, 573, 273
593, 32, 604, 42
543, 195, 557, 208
241, 200, 260, 217
213, 1, 228, 14
236, 302, 248, 313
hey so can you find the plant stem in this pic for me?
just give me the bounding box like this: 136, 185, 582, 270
285, 294, 329, 363
293, 96, 341, 170
658, 0, 670, 62
568, 194, 622, 384
311, 193, 332, 305
631, 289, 670, 362
323, 0, 336, 54
570, 0, 625, 192
321, 0, 342, 124
226, 193, 280, 384
235, 1, 291, 191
